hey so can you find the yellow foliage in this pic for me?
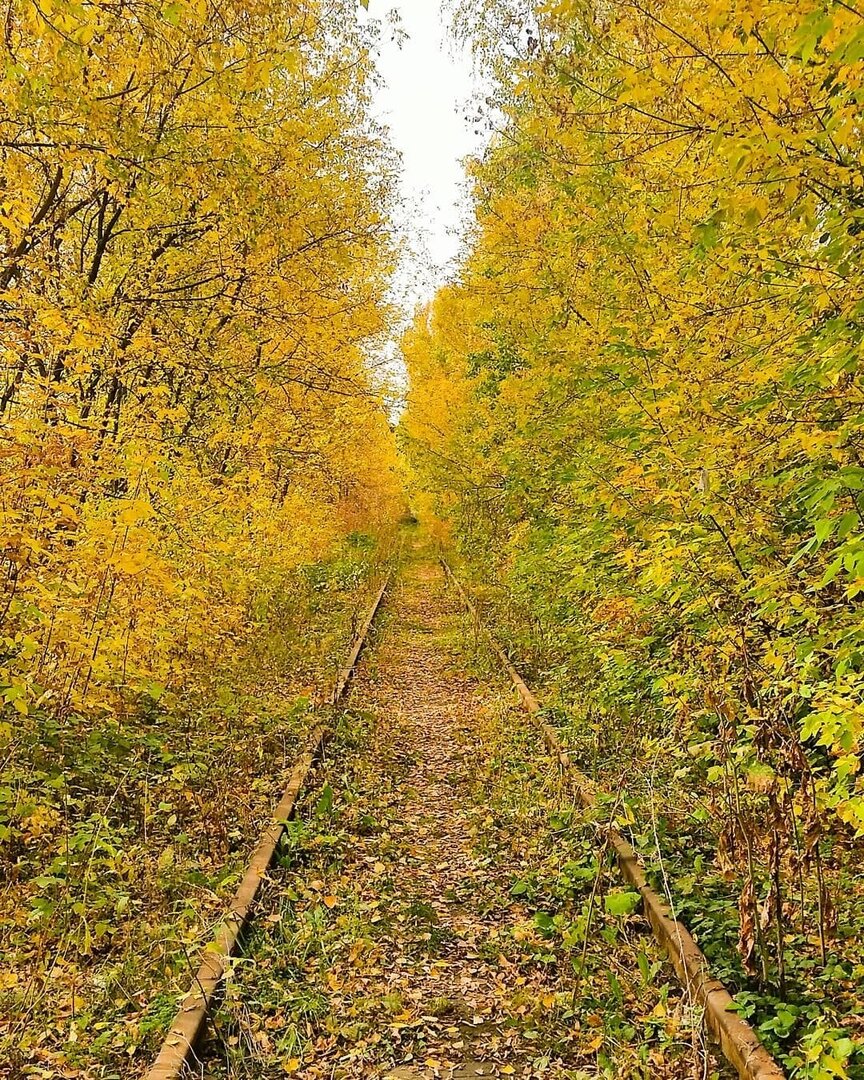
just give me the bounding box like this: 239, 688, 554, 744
0, 0, 402, 713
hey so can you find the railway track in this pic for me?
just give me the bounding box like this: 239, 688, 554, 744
144, 555, 782, 1080
145, 576, 390, 1080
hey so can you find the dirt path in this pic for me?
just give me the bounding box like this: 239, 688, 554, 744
208, 557, 723, 1079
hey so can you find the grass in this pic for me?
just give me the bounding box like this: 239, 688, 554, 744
452, 568, 864, 1078
203, 575, 730, 1079
0, 545, 390, 1077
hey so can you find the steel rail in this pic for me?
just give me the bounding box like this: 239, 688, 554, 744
440, 557, 785, 1080
145, 572, 391, 1080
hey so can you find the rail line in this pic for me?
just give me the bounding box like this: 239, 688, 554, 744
144, 557, 784, 1080
145, 573, 391, 1080
439, 557, 784, 1080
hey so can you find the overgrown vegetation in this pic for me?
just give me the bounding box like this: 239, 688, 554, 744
206, 573, 722, 1079
1, 0, 400, 1071
0, 540, 391, 1073
402, 0, 864, 1073
8, 0, 864, 1074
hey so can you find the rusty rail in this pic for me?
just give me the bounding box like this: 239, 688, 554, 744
440, 558, 784, 1080
145, 573, 391, 1080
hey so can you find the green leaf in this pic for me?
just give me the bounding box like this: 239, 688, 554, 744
839, 465, 864, 490
836, 511, 859, 541
161, 2, 184, 26
315, 783, 334, 817
814, 518, 834, 543
818, 557, 844, 589
534, 910, 555, 932
604, 890, 641, 916
840, 27, 864, 63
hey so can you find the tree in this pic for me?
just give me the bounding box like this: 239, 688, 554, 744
403, 1, 864, 1070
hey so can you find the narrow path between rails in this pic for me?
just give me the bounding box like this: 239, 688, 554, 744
207, 554, 726, 1079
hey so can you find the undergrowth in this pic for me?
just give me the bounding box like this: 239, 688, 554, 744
0, 537, 390, 1077
205, 568, 729, 1079
455, 566, 864, 1079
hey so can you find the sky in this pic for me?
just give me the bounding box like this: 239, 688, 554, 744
358, 1, 489, 317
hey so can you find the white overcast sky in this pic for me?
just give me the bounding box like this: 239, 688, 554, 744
359, 1, 489, 315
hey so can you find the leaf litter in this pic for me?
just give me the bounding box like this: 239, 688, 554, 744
206, 557, 731, 1079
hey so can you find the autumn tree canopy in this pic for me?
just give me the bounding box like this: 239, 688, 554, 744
1, 0, 402, 715
1, 3, 402, 1065
403, 0, 864, 1071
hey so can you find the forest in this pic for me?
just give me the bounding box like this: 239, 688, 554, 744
2, 0, 863, 1078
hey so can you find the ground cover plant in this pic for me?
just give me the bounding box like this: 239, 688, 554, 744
0, 540, 396, 1075
205, 555, 728, 1079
